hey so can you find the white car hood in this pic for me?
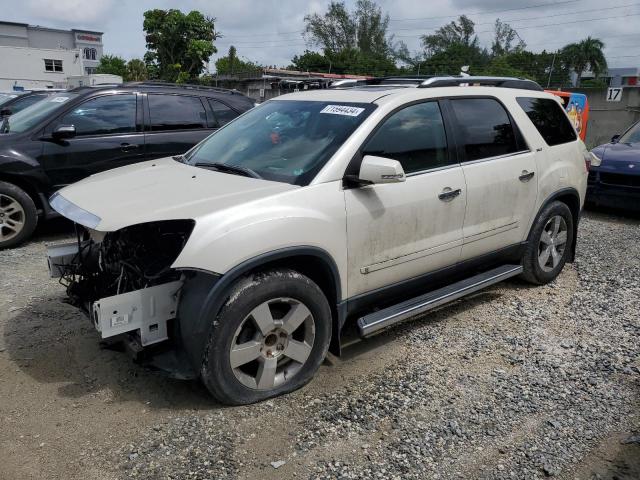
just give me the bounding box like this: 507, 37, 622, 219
52, 157, 298, 232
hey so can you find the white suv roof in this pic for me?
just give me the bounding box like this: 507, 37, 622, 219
275, 76, 549, 105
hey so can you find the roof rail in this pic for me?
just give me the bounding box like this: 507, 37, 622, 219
419, 76, 543, 91
125, 81, 240, 94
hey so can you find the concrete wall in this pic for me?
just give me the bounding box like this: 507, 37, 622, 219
568, 87, 640, 147
0, 46, 83, 90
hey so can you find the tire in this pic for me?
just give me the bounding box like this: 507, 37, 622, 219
0, 181, 38, 249
200, 269, 332, 405
521, 201, 574, 285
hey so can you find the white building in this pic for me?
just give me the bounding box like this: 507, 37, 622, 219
0, 21, 104, 91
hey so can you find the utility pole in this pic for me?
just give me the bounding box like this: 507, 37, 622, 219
547, 52, 557, 88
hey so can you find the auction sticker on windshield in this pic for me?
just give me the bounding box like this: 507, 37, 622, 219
320, 105, 365, 116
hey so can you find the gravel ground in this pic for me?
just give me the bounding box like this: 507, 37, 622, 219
1, 210, 638, 480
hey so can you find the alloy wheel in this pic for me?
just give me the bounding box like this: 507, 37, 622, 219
538, 215, 568, 272
229, 297, 315, 390
0, 194, 25, 243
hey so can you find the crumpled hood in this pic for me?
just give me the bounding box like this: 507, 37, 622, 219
52, 157, 298, 231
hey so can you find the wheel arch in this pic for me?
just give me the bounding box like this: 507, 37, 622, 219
528, 187, 581, 262
177, 246, 344, 370
0, 173, 45, 213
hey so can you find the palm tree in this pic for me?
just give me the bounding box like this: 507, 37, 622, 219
561, 37, 607, 87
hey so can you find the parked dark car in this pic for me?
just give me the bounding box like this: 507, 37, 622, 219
0, 82, 254, 248
588, 120, 640, 211
0, 90, 65, 119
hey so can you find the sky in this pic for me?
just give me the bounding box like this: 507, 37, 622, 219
2, 0, 639, 71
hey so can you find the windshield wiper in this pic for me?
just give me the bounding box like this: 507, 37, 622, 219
173, 154, 186, 163
194, 162, 262, 179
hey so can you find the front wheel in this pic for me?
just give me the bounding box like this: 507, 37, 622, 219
521, 201, 574, 285
200, 269, 332, 405
0, 181, 38, 249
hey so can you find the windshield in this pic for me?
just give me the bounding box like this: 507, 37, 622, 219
1, 92, 77, 134
185, 100, 375, 185
0, 93, 18, 107
619, 122, 640, 144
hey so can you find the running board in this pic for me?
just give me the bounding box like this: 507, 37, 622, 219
357, 264, 523, 337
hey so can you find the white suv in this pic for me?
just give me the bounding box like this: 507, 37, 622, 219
47, 76, 592, 405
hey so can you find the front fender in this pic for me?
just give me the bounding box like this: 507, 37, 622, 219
172, 181, 348, 295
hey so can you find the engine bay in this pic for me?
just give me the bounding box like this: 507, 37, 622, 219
47, 220, 195, 346
57, 220, 194, 309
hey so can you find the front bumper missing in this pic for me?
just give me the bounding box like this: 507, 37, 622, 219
47, 241, 182, 347
91, 281, 182, 346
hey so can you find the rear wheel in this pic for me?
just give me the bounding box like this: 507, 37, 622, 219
0, 181, 38, 249
200, 269, 331, 405
521, 201, 574, 285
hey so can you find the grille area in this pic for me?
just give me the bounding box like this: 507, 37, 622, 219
599, 172, 640, 188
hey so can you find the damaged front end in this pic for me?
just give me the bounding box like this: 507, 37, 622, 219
47, 220, 195, 351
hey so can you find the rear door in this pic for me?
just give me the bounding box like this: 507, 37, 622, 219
447, 97, 538, 261
345, 100, 466, 297
40, 93, 144, 188
143, 93, 214, 159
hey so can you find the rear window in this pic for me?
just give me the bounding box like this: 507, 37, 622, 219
148, 94, 208, 131
516, 97, 577, 146
209, 99, 238, 127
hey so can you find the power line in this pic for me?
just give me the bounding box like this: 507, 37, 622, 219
215, 11, 640, 49
389, 2, 640, 33
389, 0, 581, 22
221, 0, 583, 40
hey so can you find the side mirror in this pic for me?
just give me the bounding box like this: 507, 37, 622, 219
52, 124, 76, 140
358, 155, 406, 184
0, 108, 12, 117
611, 134, 620, 143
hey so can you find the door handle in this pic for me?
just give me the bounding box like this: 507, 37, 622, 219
120, 143, 140, 152
519, 171, 535, 182
438, 188, 462, 201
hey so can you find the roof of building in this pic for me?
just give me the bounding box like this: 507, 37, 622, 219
0, 21, 102, 35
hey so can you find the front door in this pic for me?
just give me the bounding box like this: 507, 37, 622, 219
345, 101, 466, 298
40, 93, 144, 189
447, 97, 538, 261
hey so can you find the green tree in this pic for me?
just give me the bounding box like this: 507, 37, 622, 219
290, 50, 332, 72
143, 9, 218, 82
561, 37, 607, 87
491, 19, 526, 57
421, 15, 478, 56
95, 54, 127, 77
125, 59, 148, 81
301, 0, 398, 75
215, 45, 261, 75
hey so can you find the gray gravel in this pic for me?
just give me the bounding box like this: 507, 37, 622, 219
1, 210, 639, 480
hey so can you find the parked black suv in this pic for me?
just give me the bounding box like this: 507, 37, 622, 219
0, 82, 254, 248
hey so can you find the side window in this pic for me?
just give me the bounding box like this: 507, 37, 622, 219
148, 94, 207, 131
362, 101, 450, 174
450, 98, 519, 161
208, 99, 238, 127
9, 94, 47, 113
59, 94, 136, 136
516, 97, 577, 146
